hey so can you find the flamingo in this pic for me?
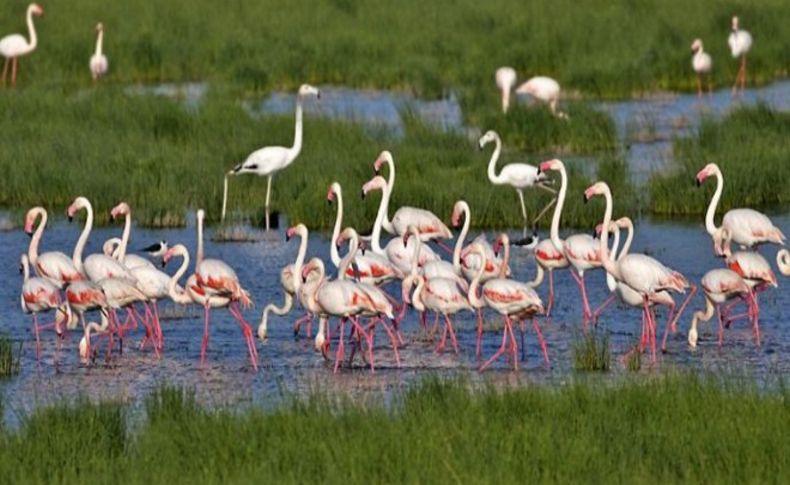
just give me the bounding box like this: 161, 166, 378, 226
90, 22, 108, 81
473, 235, 547, 371
778, 250, 790, 276
696, 163, 785, 256
94, 276, 152, 358
223, 84, 321, 230
728, 16, 752, 95
64, 279, 109, 349
20, 254, 64, 359
585, 181, 694, 361
362, 175, 440, 274
78, 310, 110, 363
688, 268, 750, 349
0, 3, 43, 87
515, 76, 567, 118
495, 67, 517, 113
24, 207, 83, 287
109, 202, 157, 270
102, 238, 155, 271
691, 39, 713, 97
479, 130, 555, 234
258, 223, 309, 341
299, 257, 329, 356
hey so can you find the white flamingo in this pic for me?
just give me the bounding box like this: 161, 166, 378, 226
515, 76, 567, 118
691, 39, 713, 97
0, 3, 43, 87
495, 66, 517, 113
728, 16, 752, 95
20, 254, 64, 359
223, 84, 321, 229
688, 268, 750, 348
24, 207, 83, 287
109, 202, 156, 270
90, 22, 108, 81
479, 130, 555, 233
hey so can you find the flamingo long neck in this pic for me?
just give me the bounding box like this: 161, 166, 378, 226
28, 209, 46, 266
168, 251, 193, 305
526, 262, 544, 288
289, 95, 304, 159
21, 256, 30, 282
259, 292, 295, 339
95, 29, 104, 57
453, 204, 470, 272
292, 229, 308, 291
704, 169, 724, 237
501, 88, 510, 113
117, 211, 131, 262
411, 277, 426, 312
606, 223, 621, 292
498, 240, 510, 278
549, 164, 568, 252
370, 188, 389, 255
619, 220, 634, 260
690, 297, 715, 343
381, 158, 396, 233
408, 226, 422, 276
196, 215, 205, 266
330, 189, 343, 267
467, 248, 486, 308
72, 204, 94, 273
337, 232, 359, 280
486, 135, 504, 185
599, 187, 621, 280
26, 7, 38, 51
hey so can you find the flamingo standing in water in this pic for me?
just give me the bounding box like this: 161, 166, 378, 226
0, 3, 43, 87
688, 268, 750, 348
691, 39, 713, 97
495, 67, 517, 113
728, 16, 752, 95
515, 76, 567, 118
20, 254, 64, 359
778, 250, 790, 276
90, 22, 108, 81
258, 224, 309, 341
474, 235, 547, 371
696, 163, 785, 256
479, 130, 555, 234
24, 207, 83, 287
224, 84, 321, 230
585, 181, 694, 361
65, 279, 109, 349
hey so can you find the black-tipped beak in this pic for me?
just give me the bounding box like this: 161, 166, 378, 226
18, 265, 23, 274
327, 199, 332, 205
361, 190, 366, 200
583, 195, 588, 204
374, 167, 380, 175
161, 259, 168, 268
536, 166, 541, 175
286, 233, 291, 242
351, 262, 361, 280
316, 91, 321, 100
68, 215, 73, 222
26, 231, 33, 238
403, 238, 408, 248
695, 178, 701, 187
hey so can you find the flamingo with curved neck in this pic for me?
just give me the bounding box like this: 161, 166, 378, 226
90, 22, 108, 81
778, 250, 790, 277
0, 3, 43, 87
24, 207, 82, 286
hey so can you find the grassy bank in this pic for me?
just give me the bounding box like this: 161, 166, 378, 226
0, 87, 629, 230
0, 374, 788, 483
2, 0, 788, 98
649, 105, 790, 215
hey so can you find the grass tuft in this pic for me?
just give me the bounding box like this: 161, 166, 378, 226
0, 334, 22, 378
573, 330, 611, 372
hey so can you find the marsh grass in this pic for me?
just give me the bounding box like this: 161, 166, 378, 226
650, 105, 790, 215
0, 375, 789, 483
625, 346, 642, 372
0, 334, 22, 378
573, 330, 611, 372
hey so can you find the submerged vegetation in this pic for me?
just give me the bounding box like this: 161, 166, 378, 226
0, 375, 789, 483
0, 334, 22, 378
649, 105, 790, 215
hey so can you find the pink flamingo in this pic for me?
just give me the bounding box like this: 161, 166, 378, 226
696, 163, 785, 256
728, 16, 752, 95
19, 254, 65, 359
474, 236, 547, 372
0, 3, 43, 87
89, 22, 108, 81
688, 268, 750, 348
515, 76, 567, 119
495, 67, 517, 113
778, 250, 790, 277
691, 39, 713, 97
585, 181, 694, 362
24, 207, 83, 287
258, 224, 309, 341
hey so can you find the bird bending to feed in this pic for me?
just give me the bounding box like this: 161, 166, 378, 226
0, 3, 43, 87
515, 76, 567, 118
90, 22, 108, 81
479, 130, 555, 235
691, 39, 712, 97
688, 268, 750, 349
728, 16, 752, 95
696, 163, 785, 256
223, 84, 320, 230
495, 67, 517, 113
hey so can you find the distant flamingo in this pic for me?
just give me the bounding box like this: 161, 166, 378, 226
688, 268, 750, 348
20, 254, 64, 359
696, 163, 785, 256
778, 250, 790, 276
728, 16, 752, 95
90, 22, 108, 81
474, 235, 547, 371
585, 181, 695, 361
0, 3, 43, 87
495, 67, 517, 113
224, 84, 321, 229
515, 76, 567, 118
258, 224, 308, 341
24, 207, 83, 287
479, 130, 555, 233
691, 39, 713, 96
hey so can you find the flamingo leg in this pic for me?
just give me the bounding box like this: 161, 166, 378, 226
517, 189, 527, 234
545, 270, 555, 318
435, 321, 447, 354
479, 316, 511, 372
475, 308, 484, 359
380, 319, 401, 368
750, 292, 761, 347
443, 314, 459, 355
32, 313, 41, 361
229, 303, 259, 370
740, 55, 748, 92
264, 174, 273, 231
717, 304, 725, 347
201, 304, 211, 366
668, 285, 697, 335
660, 300, 677, 353
11, 58, 17, 87
569, 271, 591, 330
430, 312, 441, 341
591, 293, 617, 324
333, 318, 347, 373
506, 320, 518, 371
519, 319, 526, 362
292, 313, 311, 338
696, 73, 703, 97
350, 317, 374, 372
533, 318, 550, 364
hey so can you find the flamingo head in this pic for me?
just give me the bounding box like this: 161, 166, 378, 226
400, 274, 418, 305
196, 209, 205, 223
713, 227, 732, 258
373, 150, 393, 173
731, 16, 739, 31
493, 233, 509, 257
695, 163, 718, 186
23, 207, 44, 235
691, 39, 702, 52
401, 225, 419, 248
337, 227, 356, 249
301, 258, 323, 283
451, 200, 467, 227
30, 4, 43, 16
286, 224, 305, 242
66, 197, 90, 221
162, 244, 187, 266
110, 202, 130, 221
583, 182, 609, 202
96, 22, 104, 32
298, 84, 320, 99
495, 67, 517, 92
314, 325, 328, 354
327, 182, 340, 204
539, 158, 563, 174
361, 175, 387, 199
478, 130, 498, 149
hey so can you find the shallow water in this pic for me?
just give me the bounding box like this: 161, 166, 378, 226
1, 214, 788, 418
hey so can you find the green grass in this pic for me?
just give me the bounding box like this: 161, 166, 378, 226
0, 334, 22, 378
2, 0, 788, 98
1, 374, 789, 483
573, 331, 611, 371
649, 105, 790, 215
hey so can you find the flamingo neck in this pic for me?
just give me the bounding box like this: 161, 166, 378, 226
381, 158, 396, 233
259, 293, 294, 339
95, 30, 104, 57
606, 223, 621, 292
289, 95, 304, 160
705, 169, 723, 237
549, 164, 568, 252
486, 135, 504, 185
411, 277, 426, 312
453, 204, 470, 272
467, 247, 486, 308
28, 209, 46, 266
498, 241, 510, 278
619, 220, 634, 260
26, 7, 38, 51
168, 251, 193, 305
117, 211, 131, 262
72, 204, 94, 273
21, 256, 30, 281
330, 189, 343, 267
337, 231, 358, 280
501, 88, 510, 113
408, 226, 422, 276
293, 229, 308, 291
526, 262, 544, 288
196, 215, 204, 266
370, 187, 389, 255
599, 187, 621, 280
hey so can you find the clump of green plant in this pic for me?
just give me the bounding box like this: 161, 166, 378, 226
625, 346, 642, 372
0, 333, 22, 378
573, 330, 611, 371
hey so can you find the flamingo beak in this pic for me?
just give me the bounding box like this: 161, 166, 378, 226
360, 189, 366, 200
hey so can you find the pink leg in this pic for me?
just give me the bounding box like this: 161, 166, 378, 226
444, 314, 459, 355
475, 309, 484, 359
545, 270, 555, 318
334, 318, 346, 373
380, 319, 401, 368
533, 318, 549, 364
229, 302, 259, 366
435, 322, 448, 354
1, 57, 8, 85
32, 314, 42, 361
350, 317, 374, 372
717, 304, 724, 347
201, 304, 211, 366
11, 58, 17, 87
506, 321, 518, 371
570, 271, 591, 330
591, 293, 617, 324
479, 320, 510, 372
436, 240, 454, 255
751, 292, 761, 347
660, 301, 677, 353
292, 313, 311, 337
